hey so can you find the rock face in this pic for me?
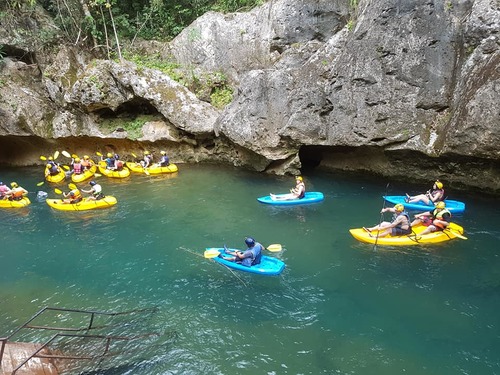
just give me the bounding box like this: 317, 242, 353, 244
0, 0, 499, 193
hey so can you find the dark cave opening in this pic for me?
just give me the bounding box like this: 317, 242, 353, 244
95, 98, 161, 119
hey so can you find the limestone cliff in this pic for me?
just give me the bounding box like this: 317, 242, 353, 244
0, 0, 498, 193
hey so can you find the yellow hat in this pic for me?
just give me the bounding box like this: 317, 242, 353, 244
160, 151, 166, 155
11, 182, 18, 188
436, 201, 446, 209
107, 153, 113, 158
144, 151, 150, 155
435, 181, 443, 189
74, 157, 80, 163
296, 176, 303, 181
83, 155, 89, 159
394, 203, 404, 211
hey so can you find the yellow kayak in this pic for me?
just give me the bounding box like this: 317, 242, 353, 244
349, 222, 465, 246
71, 165, 97, 183
97, 161, 130, 178
45, 167, 66, 183
46, 196, 117, 211
126, 162, 179, 174
0, 197, 31, 208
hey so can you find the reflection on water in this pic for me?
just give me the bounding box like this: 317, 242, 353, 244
0, 164, 499, 374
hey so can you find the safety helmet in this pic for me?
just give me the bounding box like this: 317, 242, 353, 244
48, 156, 53, 161
436, 201, 446, 209
144, 151, 150, 155
435, 181, 443, 189
89, 181, 96, 186
296, 176, 303, 181
160, 151, 166, 155
47, 164, 52, 169
11, 182, 18, 188
394, 203, 404, 211
245, 237, 255, 247
107, 153, 113, 158
74, 157, 80, 163
83, 155, 89, 160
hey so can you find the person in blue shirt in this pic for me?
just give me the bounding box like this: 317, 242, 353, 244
221, 237, 263, 267
158, 151, 170, 167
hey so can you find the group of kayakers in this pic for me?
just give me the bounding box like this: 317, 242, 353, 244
363, 180, 452, 238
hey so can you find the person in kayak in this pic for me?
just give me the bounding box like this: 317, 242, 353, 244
62, 187, 83, 204
72, 157, 83, 175
220, 237, 263, 266
6, 182, 28, 201
81, 155, 94, 170
157, 151, 170, 167
140, 151, 153, 168
405, 180, 445, 205
103, 153, 116, 170
363, 203, 412, 237
270, 176, 306, 201
81, 180, 104, 201
0, 181, 12, 199
45, 157, 61, 176
411, 201, 451, 235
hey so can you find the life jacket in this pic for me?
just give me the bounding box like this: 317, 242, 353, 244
432, 208, 451, 229
48, 161, 59, 175
251, 243, 263, 265
115, 160, 124, 170
160, 156, 170, 166
432, 188, 445, 201
11, 188, 24, 200
70, 189, 83, 203
297, 182, 306, 199
73, 163, 83, 174
81, 160, 92, 169
105, 157, 115, 168
393, 211, 411, 229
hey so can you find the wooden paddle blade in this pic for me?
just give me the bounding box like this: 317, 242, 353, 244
204, 249, 221, 258
36, 182, 44, 186
61, 150, 71, 158
54, 188, 63, 194
40, 155, 47, 160
53, 151, 60, 160
266, 244, 282, 252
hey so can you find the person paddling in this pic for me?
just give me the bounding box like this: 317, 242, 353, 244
220, 237, 264, 267
81, 180, 104, 201
363, 203, 412, 237
411, 201, 451, 235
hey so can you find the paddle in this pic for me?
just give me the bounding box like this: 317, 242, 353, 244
40, 155, 47, 161
204, 249, 221, 258
54, 188, 63, 194
68, 183, 77, 190
374, 183, 390, 251
61, 150, 71, 158
53, 151, 60, 160
266, 244, 282, 252
444, 228, 468, 240
36, 182, 44, 186
96, 151, 103, 157
94, 173, 102, 177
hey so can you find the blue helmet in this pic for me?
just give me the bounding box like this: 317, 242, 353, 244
89, 181, 96, 186
245, 237, 255, 247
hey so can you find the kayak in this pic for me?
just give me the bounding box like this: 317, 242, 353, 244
71, 165, 97, 183
97, 161, 130, 178
0, 197, 31, 208
257, 192, 324, 205
45, 167, 66, 183
384, 195, 465, 214
126, 162, 179, 174
349, 222, 465, 246
205, 247, 286, 276
46, 196, 117, 211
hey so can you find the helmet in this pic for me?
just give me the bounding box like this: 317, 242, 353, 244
296, 176, 303, 181
435, 181, 443, 189
394, 203, 404, 211
47, 164, 52, 169
160, 151, 166, 155
69, 191, 75, 196
48, 156, 53, 161
89, 181, 96, 186
11, 182, 18, 188
83, 155, 89, 159
107, 153, 113, 158
144, 151, 150, 155
74, 157, 80, 163
244, 237, 255, 247
436, 201, 446, 209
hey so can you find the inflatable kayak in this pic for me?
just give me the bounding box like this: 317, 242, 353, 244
45, 167, 66, 183
71, 165, 97, 183
97, 161, 130, 178
126, 162, 179, 174
0, 197, 31, 208
349, 222, 465, 246
384, 196, 465, 214
46, 196, 117, 211
205, 247, 285, 276
257, 192, 324, 205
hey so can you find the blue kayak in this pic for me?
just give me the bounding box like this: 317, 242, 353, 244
206, 248, 285, 276
383, 195, 466, 214
257, 192, 324, 205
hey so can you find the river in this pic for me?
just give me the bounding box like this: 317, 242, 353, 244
0, 164, 499, 374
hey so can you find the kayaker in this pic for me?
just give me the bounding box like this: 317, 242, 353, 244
0, 181, 12, 200
405, 180, 445, 205
221, 237, 263, 266
81, 155, 94, 170
157, 151, 170, 167
102, 153, 118, 170
140, 151, 153, 168
81, 180, 104, 201
270, 176, 306, 201
62, 187, 83, 204
6, 182, 28, 201
45, 157, 60, 176
411, 201, 451, 235
72, 157, 83, 175
363, 203, 412, 237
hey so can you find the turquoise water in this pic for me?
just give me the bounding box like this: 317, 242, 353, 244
1, 164, 499, 374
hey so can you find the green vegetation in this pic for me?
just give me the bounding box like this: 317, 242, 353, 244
210, 86, 233, 109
